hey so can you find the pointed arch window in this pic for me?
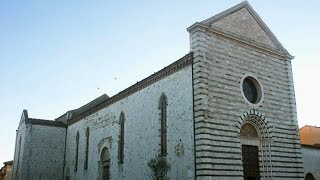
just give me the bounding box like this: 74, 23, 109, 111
159, 94, 167, 157
118, 112, 125, 164
84, 127, 89, 170
75, 131, 79, 171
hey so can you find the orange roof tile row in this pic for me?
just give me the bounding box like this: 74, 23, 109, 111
300, 125, 320, 147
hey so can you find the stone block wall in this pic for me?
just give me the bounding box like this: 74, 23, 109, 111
13, 122, 66, 180
65, 65, 195, 180
12, 122, 30, 180
26, 125, 66, 180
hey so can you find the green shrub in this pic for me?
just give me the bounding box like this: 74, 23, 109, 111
147, 156, 171, 180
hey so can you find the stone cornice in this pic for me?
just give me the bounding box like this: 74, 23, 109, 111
188, 23, 293, 61
68, 52, 193, 125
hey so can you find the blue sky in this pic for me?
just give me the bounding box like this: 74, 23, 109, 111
0, 0, 319, 164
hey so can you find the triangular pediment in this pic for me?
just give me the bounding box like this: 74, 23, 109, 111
200, 1, 290, 57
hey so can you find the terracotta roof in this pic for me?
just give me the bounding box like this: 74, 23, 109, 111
300, 125, 320, 147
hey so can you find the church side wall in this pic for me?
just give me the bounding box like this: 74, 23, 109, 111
301, 146, 320, 180
26, 125, 66, 180
190, 28, 303, 179
65, 65, 194, 180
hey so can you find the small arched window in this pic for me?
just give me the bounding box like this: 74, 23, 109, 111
75, 131, 79, 171
159, 94, 168, 157
118, 112, 125, 164
84, 127, 89, 170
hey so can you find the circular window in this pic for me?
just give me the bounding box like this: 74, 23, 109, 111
241, 76, 262, 104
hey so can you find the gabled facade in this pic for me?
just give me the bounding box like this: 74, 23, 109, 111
12, 2, 303, 180
188, 2, 303, 179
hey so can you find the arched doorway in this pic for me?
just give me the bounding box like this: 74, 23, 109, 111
101, 147, 110, 180
240, 123, 260, 180
305, 173, 315, 180
239, 111, 273, 179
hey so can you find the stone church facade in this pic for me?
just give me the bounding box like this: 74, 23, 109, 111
12, 2, 304, 180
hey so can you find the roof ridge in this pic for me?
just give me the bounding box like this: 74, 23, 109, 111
200, 1, 249, 25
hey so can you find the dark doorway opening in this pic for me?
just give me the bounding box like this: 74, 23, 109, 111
101, 147, 110, 180
242, 145, 260, 180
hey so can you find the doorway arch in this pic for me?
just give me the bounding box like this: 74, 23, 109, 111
239, 110, 273, 179
101, 147, 110, 180
240, 123, 260, 180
